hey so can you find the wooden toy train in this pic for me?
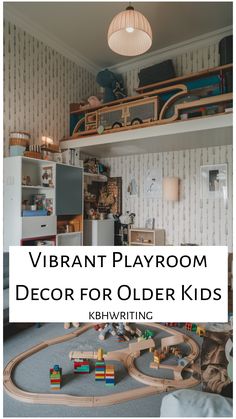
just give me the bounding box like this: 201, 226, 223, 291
68, 63, 232, 140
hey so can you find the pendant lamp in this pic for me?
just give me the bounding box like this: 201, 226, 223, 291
108, 4, 152, 56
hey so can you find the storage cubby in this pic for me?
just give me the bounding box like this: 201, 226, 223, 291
129, 228, 165, 246
4, 156, 83, 250
57, 214, 83, 234
21, 236, 56, 246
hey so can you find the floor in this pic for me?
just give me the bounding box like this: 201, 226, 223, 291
3, 323, 202, 417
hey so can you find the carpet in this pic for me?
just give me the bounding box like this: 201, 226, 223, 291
3, 323, 202, 417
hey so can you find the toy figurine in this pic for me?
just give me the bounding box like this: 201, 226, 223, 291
97, 323, 137, 340
64, 322, 80, 329
98, 323, 117, 340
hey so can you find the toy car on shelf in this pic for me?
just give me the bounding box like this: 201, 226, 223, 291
68, 63, 232, 140
72, 96, 159, 135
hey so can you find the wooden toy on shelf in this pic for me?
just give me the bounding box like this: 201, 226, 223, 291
64, 63, 233, 142
136, 63, 233, 93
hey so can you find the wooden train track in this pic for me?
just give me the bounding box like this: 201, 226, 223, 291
4, 323, 200, 407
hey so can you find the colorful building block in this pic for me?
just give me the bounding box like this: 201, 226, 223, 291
105, 365, 115, 386
73, 359, 90, 374
184, 323, 192, 331
49, 364, 62, 390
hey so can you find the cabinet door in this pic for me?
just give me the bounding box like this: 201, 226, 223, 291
56, 165, 82, 215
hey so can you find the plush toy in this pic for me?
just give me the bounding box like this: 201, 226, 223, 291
96, 69, 127, 103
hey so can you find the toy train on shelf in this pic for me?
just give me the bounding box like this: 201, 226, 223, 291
69, 64, 232, 140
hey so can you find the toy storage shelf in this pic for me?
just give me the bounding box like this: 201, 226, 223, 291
129, 228, 165, 246
22, 185, 55, 190
4, 156, 83, 250
60, 113, 232, 158
84, 172, 108, 182
135, 63, 233, 92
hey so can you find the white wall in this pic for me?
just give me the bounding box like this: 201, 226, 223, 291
3, 20, 97, 155
102, 144, 232, 250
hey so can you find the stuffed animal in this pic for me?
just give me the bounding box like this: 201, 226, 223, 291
96, 69, 127, 103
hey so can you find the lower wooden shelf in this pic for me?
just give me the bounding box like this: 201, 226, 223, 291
129, 228, 165, 246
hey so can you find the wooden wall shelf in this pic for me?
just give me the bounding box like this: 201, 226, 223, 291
136, 63, 233, 93
60, 113, 232, 158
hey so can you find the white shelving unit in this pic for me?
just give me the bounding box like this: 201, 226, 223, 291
4, 156, 83, 250
57, 232, 83, 246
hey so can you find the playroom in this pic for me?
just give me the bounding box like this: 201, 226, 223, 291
3, 1, 233, 417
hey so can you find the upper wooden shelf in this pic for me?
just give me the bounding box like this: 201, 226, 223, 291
63, 63, 233, 157
136, 63, 233, 93
60, 113, 232, 158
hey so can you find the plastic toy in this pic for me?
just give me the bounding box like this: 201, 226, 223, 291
196, 326, 206, 337
105, 365, 115, 386
73, 359, 90, 374
49, 364, 62, 390
142, 329, 155, 339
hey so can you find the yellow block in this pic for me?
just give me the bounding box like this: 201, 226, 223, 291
97, 348, 104, 361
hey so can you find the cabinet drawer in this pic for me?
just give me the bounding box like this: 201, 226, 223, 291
22, 216, 56, 239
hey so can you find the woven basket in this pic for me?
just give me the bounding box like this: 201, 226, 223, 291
9, 138, 30, 147
24, 151, 42, 159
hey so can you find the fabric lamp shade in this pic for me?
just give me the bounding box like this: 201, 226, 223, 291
108, 7, 152, 56
163, 177, 179, 201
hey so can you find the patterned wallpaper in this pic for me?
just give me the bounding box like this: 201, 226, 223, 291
3, 20, 98, 156
102, 145, 233, 250
120, 41, 221, 96
3, 20, 232, 250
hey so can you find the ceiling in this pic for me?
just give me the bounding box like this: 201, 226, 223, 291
4, 2, 232, 69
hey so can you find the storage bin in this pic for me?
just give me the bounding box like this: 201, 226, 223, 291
9, 145, 26, 156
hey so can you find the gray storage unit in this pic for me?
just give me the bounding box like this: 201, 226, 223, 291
56, 164, 83, 215
84, 220, 114, 246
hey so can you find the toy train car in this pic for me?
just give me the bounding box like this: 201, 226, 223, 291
95, 96, 158, 131
72, 96, 159, 135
